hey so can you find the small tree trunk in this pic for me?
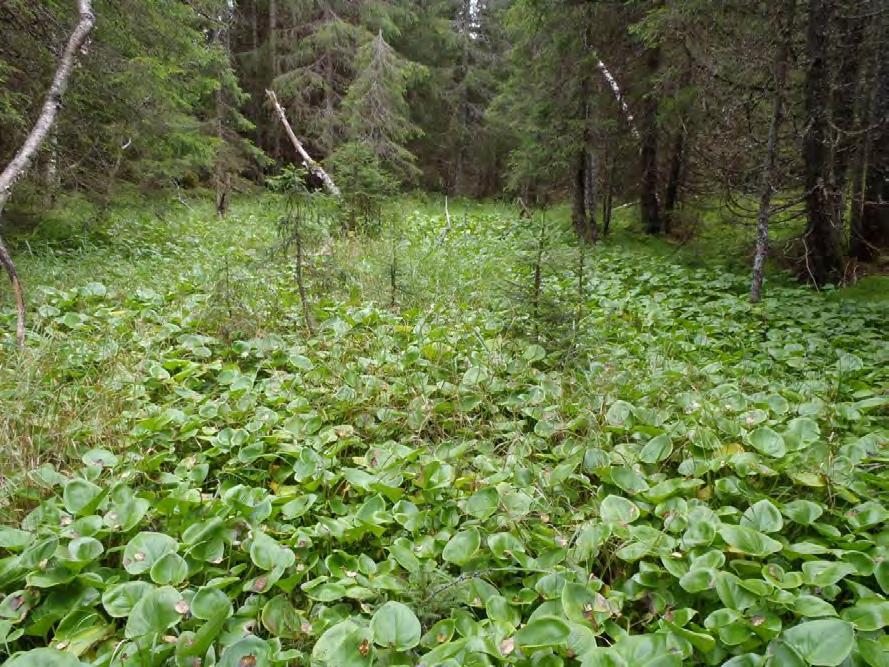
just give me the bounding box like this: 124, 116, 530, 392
532, 217, 545, 340
802, 0, 844, 285
640, 46, 663, 235
751, 0, 796, 303
268, 0, 280, 158
575, 235, 586, 332
663, 127, 685, 234
584, 149, 599, 242
214, 17, 232, 219
0, 0, 96, 347
853, 39, 889, 260
572, 150, 589, 240
602, 146, 614, 237
830, 4, 868, 230
251, 0, 261, 148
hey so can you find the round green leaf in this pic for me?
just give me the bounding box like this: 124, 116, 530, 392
312, 620, 372, 667
63, 479, 104, 516
0, 527, 34, 550
442, 528, 481, 565
639, 434, 673, 464
370, 601, 421, 650
600, 495, 640, 525
793, 595, 837, 618
102, 581, 155, 618
250, 530, 294, 570
802, 561, 856, 587
219, 636, 272, 667
123, 532, 178, 574
840, 599, 889, 631
561, 583, 600, 623
68, 536, 104, 563
605, 400, 633, 427
105, 497, 150, 532
514, 616, 570, 650
465, 487, 499, 520
149, 551, 189, 585
6, 648, 86, 667
781, 500, 823, 525
124, 586, 185, 638
82, 448, 118, 468
718, 524, 783, 557
191, 587, 233, 620
741, 499, 783, 533
262, 594, 305, 638
779, 619, 854, 666
747, 427, 786, 458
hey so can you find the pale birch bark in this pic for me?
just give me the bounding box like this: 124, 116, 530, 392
595, 59, 640, 141
0, 0, 96, 347
266, 89, 341, 197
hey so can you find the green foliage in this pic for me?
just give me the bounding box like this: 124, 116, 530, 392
341, 30, 426, 182
0, 197, 887, 666
0, 0, 260, 220
329, 141, 398, 232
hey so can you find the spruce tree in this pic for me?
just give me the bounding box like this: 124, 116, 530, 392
339, 30, 425, 182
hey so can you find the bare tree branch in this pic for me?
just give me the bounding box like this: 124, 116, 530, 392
266, 88, 341, 197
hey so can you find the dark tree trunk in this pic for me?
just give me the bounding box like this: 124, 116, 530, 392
453, 0, 472, 196
602, 143, 615, 237
572, 150, 589, 239
251, 0, 261, 148
830, 2, 868, 229
852, 36, 889, 260
663, 127, 685, 234
213, 14, 232, 218
584, 149, 598, 242
751, 0, 796, 303
268, 0, 280, 159
640, 46, 662, 235
802, 0, 844, 285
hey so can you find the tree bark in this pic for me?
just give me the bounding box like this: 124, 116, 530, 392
213, 13, 232, 218
852, 32, 889, 260
802, 0, 844, 285
266, 89, 341, 197
640, 45, 663, 235
584, 149, 598, 242
0, 0, 96, 347
595, 59, 640, 141
751, 0, 796, 303
572, 149, 589, 239
268, 0, 280, 158
830, 2, 868, 229
663, 127, 685, 234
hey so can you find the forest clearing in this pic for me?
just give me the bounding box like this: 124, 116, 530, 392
1, 1, 888, 666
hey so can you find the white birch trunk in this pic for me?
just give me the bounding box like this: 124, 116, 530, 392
0, 0, 96, 347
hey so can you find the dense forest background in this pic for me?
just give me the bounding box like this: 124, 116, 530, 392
1, 0, 887, 293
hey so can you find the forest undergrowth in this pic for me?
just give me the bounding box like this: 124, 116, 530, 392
0, 195, 887, 666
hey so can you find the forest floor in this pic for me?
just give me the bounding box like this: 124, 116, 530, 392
0, 194, 887, 666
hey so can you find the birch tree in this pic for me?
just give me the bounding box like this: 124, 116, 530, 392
0, 0, 96, 346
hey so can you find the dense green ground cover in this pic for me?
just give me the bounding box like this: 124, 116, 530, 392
0, 197, 887, 666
